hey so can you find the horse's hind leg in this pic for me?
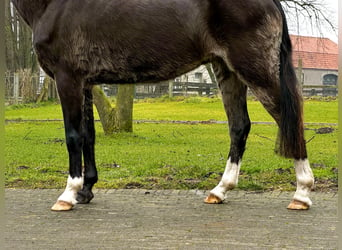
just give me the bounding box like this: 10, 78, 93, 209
236, 32, 314, 209
228, 39, 314, 209
76, 86, 98, 204
51, 71, 84, 211
208, 4, 314, 208
246, 28, 313, 209
250, 84, 314, 209
205, 59, 250, 204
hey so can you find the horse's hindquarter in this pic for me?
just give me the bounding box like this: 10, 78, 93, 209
207, 0, 283, 85
34, 0, 213, 83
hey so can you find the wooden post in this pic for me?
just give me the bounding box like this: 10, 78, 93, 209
168, 80, 173, 98
36, 76, 50, 103
297, 58, 303, 94
13, 72, 19, 104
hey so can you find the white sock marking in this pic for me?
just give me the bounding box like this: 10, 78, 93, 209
57, 175, 84, 205
210, 157, 241, 200
293, 159, 314, 206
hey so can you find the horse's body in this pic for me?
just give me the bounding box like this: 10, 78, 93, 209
12, 0, 314, 211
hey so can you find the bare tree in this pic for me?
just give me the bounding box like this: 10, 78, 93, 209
5, 0, 38, 72
281, 0, 337, 38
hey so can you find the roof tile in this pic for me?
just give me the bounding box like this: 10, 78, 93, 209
290, 35, 338, 70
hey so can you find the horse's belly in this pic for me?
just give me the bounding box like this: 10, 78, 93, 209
84, 54, 204, 84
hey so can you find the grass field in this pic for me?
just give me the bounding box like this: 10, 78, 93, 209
5, 96, 338, 191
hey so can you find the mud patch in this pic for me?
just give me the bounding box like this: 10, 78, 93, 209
17, 165, 29, 170
44, 138, 64, 144
275, 168, 291, 174
311, 163, 327, 169
125, 182, 143, 189
313, 178, 338, 192
315, 127, 335, 134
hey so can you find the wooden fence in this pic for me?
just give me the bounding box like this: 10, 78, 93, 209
5, 71, 58, 104
302, 85, 338, 97
102, 81, 218, 99
134, 81, 218, 99
132, 82, 338, 99
5, 72, 338, 104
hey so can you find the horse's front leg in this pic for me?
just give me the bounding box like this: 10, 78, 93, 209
76, 86, 98, 204
205, 61, 250, 204
51, 71, 84, 211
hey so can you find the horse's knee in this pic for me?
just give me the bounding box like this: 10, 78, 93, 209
66, 130, 83, 152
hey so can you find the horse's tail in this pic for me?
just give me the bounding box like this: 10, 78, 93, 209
274, 0, 307, 159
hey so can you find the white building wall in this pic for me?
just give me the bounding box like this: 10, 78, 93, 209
177, 65, 213, 83
301, 69, 338, 86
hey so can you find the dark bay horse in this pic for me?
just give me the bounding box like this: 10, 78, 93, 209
12, 0, 314, 211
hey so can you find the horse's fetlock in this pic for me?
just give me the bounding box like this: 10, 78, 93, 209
84, 175, 98, 185
297, 177, 314, 189
221, 179, 237, 190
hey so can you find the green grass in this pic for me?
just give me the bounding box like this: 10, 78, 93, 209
5, 96, 338, 123
5, 96, 338, 191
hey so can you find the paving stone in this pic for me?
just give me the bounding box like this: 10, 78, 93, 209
4, 189, 337, 249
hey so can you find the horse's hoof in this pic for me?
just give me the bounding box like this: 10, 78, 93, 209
287, 200, 309, 210
204, 193, 223, 204
76, 190, 94, 204
51, 200, 73, 211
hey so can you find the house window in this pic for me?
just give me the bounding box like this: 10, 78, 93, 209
194, 72, 203, 79
322, 74, 338, 96
323, 74, 337, 85
194, 72, 203, 83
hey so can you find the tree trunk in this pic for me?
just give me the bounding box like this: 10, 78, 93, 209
205, 63, 217, 85
92, 84, 134, 134
36, 76, 50, 103
115, 84, 134, 132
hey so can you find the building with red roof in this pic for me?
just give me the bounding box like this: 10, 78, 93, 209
290, 35, 338, 96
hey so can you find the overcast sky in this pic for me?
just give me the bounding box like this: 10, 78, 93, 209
284, 0, 338, 43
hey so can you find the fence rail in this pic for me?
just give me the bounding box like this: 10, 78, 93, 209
302, 85, 338, 97
133, 81, 218, 99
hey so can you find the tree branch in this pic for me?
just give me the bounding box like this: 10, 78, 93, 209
281, 0, 337, 38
